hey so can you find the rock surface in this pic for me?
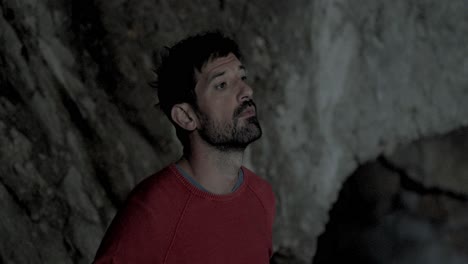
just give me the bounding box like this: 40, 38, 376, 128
1, 0, 467, 263
313, 128, 468, 264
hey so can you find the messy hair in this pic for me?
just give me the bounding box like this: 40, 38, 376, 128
153, 30, 242, 156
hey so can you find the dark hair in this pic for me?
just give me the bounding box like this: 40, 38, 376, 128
153, 30, 242, 156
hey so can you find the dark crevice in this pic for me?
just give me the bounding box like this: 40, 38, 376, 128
377, 155, 468, 201
70, 0, 129, 215
2, 6, 15, 22
63, 235, 83, 264
313, 162, 384, 264
314, 153, 468, 264
20, 44, 29, 61
0, 177, 31, 219
218, 0, 225, 11
71, 0, 122, 98
92, 160, 122, 211
0, 79, 23, 105
70, 0, 157, 151
1, 2, 34, 60
374, 5, 384, 42
57, 88, 95, 140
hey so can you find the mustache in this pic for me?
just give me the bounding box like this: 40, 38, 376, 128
233, 100, 257, 118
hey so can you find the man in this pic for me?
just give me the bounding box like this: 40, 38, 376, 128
93, 31, 275, 263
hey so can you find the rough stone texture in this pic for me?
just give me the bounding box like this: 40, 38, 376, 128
1, 0, 467, 263
387, 127, 468, 196
313, 154, 468, 264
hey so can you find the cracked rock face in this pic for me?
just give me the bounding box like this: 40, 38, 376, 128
1, 0, 468, 263
387, 128, 468, 196
313, 130, 468, 264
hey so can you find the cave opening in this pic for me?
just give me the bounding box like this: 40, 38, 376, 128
313, 148, 468, 264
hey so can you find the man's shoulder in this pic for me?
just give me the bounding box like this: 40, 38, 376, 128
127, 164, 185, 204
242, 167, 276, 227
94, 165, 185, 262
242, 167, 271, 188
242, 167, 275, 202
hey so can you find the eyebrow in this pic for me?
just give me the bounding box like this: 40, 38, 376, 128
208, 71, 226, 84
207, 65, 246, 84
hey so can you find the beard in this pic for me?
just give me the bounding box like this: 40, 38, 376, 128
197, 101, 262, 152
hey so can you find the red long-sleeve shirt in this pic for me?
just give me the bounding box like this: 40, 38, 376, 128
93, 164, 275, 264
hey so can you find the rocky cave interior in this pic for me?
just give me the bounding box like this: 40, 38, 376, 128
1, 0, 467, 263
311, 130, 468, 264
270, 127, 468, 264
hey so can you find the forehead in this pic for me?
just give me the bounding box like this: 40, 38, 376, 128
201, 53, 242, 75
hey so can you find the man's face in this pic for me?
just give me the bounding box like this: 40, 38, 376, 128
193, 53, 262, 151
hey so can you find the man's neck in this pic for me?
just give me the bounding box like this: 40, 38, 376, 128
177, 142, 245, 195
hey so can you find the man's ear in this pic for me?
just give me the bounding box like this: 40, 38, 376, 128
171, 103, 198, 131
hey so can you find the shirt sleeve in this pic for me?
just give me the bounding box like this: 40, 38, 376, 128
93, 199, 167, 264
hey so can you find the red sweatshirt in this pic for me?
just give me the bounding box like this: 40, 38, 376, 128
93, 164, 275, 264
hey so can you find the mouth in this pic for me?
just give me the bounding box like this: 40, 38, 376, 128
238, 106, 256, 118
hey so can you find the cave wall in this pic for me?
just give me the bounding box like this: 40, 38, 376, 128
313, 128, 468, 264
1, 0, 467, 263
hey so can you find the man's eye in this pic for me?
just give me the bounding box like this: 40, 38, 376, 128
241, 76, 248, 81
215, 82, 227, 89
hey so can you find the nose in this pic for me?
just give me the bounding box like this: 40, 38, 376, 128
238, 80, 253, 102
